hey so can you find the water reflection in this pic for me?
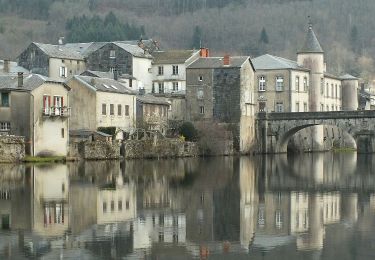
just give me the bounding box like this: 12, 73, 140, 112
0, 153, 375, 259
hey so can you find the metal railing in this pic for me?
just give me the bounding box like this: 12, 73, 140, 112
42, 107, 71, 117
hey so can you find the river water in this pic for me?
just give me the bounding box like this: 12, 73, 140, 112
0, 153, 375, 259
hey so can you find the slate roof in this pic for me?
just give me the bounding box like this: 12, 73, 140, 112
252, 54, 309, 71
73, 75, 137, 95
65, 42, 106, 57
0, 60, 29, 75
137, 94, 170, 106
33, 42, 85, 60
187, 56, 250, 69
324, 72, 341, 80
113, 42, 153, 58
152, 50, 197, 64
0, 74, 66, 91
80, 70, 114, 79
340, 74, 358, 80
298, 24, 324, 53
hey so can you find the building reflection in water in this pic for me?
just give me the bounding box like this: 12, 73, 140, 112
1, 152, 375, 259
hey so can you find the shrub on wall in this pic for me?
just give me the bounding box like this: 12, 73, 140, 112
179, 122, 198, 141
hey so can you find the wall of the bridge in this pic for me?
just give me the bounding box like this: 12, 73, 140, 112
256, 111, 375, 154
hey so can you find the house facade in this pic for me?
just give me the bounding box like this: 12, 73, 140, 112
66, 75, 137, 139
136, 95, 170, 135
0, 73, 70, 156
186, 55, 256, 153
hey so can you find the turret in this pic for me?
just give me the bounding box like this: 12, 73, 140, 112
297, 22, 324, 112
341, 74, 359, 111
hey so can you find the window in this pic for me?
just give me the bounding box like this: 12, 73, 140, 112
118, 201, 122, 211
295, 102, 300, 112
102, 104, 107, 115
321, 104, 324, 111
152, 83, 155, 93
276, 76, 284, 91
53, 96, 63, 116
332, 105, 335, 111
0, 92, 9, 107
103, 202, 107, 213
61, 128, 64, 138
320, 78, 324, 94
43, 95, 50, 114
111, 200, 115, 212
295, 76, 300, 92
275, 210, 283, 229
197, 89, 204, 99
198, 75, 203, 81
304, 102, 307, 112
335, 84, 338, 98
331, 84, 334, 98
125, 105, 129, 116
276, 102, 284, 112
59, 66, 66, 78
303, 77, 308, 91
326, 83, 329, 97
259, 76, 266, 91
158, 82, 164, 93
118, 104, 122, 116
126, 200, 129, 210
326, 105, 329, 111
158, 66, 164, 75
109, 67, 115, 73
129, 79, 133, 88
199, 106, 205, 114
172, 65, 179, 75
0, 122, 10, 131
110, 104, 114, 115
172, 82, 179, 91
109, 50, 116, 59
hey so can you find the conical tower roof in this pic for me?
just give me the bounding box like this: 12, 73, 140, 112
298, 23, 324, 54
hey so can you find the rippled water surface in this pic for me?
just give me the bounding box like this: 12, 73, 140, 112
0, 153, 375, 259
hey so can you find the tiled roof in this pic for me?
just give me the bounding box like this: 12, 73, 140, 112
152, 50, 197, 64
114, 42, 153, 58
74, 75, 137, 95
252, 54, 309, 71
187, 56, 250, 69
137, 94, 170, 105
0, 74, 64, 91
33, 42, 85, 60
298, 24, 324, 53
340, 74, 358, 80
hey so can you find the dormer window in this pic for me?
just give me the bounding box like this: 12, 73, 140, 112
110, 50, 116, 59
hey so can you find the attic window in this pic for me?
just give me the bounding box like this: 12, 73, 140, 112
103, 84, 110, 89
110, 50, 116, 59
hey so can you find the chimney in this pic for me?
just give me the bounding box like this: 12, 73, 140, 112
18, 72, 23, 88
223, 54, 230, 66
200, 48, 209, 57
138, 88, 145, 95
3, 59, 10, 73
113, 69, 118, 81
58, 36, 64, 45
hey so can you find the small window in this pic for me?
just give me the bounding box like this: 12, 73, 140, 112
158, 82, 164, 93
320, 78, 324, 94
295, 102, 300, 112
331, 84, 334, 98
59, 66, 66, 78
118, 201, 123, 211
326, 83, 329, 97
125, 105, 129, 116
295, 76, 300, 92
0, 122, 10, 131
276, 102, 284, 112
102, 104, 107, 115
276, 76, 284, 91
259, 76, 266, 91
61, 128, 64, 138
304, 103, 308, 112
126, 200, 129, 210
103, 202, 107, 213
118, 104, 122, 116
111, 200, 115, 212
197, 89, 204, 99
109, 50, 116, 59
303, 77, 308, 91
198, 75, 203, 81
129, 79, 133, 88
172, 82, 179, 91
199, 106, 205, 114
1, 92, 10, 107
152, 83, 155, 93
110, 104, 114, 115
158, 66, 164, 75
172, 65, 179, 75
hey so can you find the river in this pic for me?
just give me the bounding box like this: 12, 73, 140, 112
0, 153, 374, 259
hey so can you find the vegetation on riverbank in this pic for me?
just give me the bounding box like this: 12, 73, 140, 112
23, 156, 66, 163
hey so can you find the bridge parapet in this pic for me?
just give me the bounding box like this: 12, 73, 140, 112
256, 111, 375, 121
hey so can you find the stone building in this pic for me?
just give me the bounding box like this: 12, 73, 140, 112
136, 95, 170, 135
18, 42, 85, 80
186, 55, 256, 154
0, 73, 70, 156
66, 75, 137, 139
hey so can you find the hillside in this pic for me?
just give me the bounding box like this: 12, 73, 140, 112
0, 0, 374, 80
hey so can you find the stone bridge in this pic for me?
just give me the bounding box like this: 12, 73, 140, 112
256, 110, 375, 153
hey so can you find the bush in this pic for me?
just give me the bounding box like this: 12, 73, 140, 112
179, 122, 198, 141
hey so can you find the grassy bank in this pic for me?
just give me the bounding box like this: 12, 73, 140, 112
23, 156, 66, 163
332, 147, 357, 153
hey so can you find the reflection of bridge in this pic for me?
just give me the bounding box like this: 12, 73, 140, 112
256, 111, 375, 153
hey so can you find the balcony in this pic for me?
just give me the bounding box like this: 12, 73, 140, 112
42, 106, 71, 117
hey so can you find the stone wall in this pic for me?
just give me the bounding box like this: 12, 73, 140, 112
0, 136, 25, 162
123, 139, 198, 159
69, 141, 120, 160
